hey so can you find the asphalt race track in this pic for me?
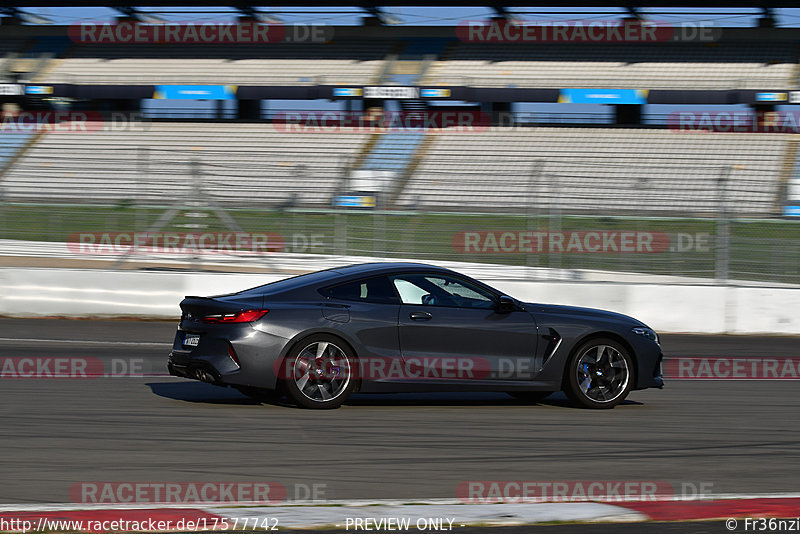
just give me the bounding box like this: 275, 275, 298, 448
0, 318, 799, 506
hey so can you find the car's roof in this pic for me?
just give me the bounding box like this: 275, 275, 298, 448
234, 262, 455, 297
328, 262, 451, 277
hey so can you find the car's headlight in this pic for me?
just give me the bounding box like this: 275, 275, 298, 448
632, 327, 659, 345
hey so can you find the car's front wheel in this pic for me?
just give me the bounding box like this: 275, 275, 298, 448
283, 334, 357, 409
564, 338, 633, 409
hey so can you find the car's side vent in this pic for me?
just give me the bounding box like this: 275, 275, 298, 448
541, 328, 562, 368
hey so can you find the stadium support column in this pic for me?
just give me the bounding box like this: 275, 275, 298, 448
752, 104, 777, 132
615, 104, 642, 125
492, 102, 512, 126
119, 99, 141, 114
238, 99, 261, 120
363, 99, 384, 123
88, 99, 141, 120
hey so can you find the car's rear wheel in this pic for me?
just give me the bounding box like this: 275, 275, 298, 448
283, 334, 356, 409
507, 391, 553, 403
565, 338, 633, 409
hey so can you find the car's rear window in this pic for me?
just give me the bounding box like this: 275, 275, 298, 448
234, 269, 344, 297
321, 276, 400, 304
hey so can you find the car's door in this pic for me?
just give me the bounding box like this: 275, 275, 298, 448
391, 273, 539, 381
321, 275, 402, 364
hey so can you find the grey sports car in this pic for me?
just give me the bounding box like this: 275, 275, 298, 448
168, 262, 663, 409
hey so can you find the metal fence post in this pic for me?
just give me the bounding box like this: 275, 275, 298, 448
549, 169, 561, 271
527, 160, 544, 274
137, 146, 148, 232
334, 156, 349, 256
716, 165, 731, 283
375, 207, 387, 258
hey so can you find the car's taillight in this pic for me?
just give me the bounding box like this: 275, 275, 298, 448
201, 309, 268, 324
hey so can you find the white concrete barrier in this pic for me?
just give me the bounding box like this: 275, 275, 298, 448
1, 267, 799, 335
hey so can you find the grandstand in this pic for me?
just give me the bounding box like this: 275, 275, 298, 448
40, 40, 395, 85
397, 128, 789, 215
1, 123, 368, 205
423, 41, 800, 89
1, 122, 790, 217
2, 21, 797, 90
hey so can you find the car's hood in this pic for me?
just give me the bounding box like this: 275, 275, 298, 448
523, 302, 645, 327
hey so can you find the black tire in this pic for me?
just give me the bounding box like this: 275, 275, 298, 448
564, 337, 634, 409
283, 334, 357, 409
507, 391, 554, 403
234, 386, 283, 403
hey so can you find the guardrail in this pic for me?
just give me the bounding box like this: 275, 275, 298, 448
2, 265, 799, 334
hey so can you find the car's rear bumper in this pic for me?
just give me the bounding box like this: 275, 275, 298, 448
167, 351, 228, 384
168, 325, 290, 389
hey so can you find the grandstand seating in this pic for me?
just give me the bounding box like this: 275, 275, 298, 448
0, 131, 36, 172
15, 29, 799, 90
361, 130, 426, 171
423, 41, 800, 89
2, 26, 797, 218
41, 40, 395, 85
0, 122, 368, 206
397, 127, 789, 215
3, 121, 788, 216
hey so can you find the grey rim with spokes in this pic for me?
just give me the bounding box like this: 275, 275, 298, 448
292, 341, 351, 403
575, 344, 629, 403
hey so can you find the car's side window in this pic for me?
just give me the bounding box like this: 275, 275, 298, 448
391, 274, 496, 309
392, 278, 430, 305
323, 276, 399, 304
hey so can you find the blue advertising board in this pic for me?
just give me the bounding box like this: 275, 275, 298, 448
559, 88, 648, 104
153, 85, 237, 100
784, 205, 800, 217
333, 195, 376, 208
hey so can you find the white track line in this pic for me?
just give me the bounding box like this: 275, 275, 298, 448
3, 493, 800, 511
0, 338, 170, 347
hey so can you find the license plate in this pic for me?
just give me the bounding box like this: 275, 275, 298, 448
183, 334, 200, 347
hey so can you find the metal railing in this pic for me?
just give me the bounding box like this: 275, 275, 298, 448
33, 71, 799, 90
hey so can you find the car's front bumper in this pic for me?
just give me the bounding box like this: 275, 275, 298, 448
636, 349, 664, 390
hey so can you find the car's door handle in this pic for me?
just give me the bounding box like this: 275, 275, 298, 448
409, 312, 432, 321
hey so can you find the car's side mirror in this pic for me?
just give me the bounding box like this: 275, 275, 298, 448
497, 295, 516, 314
